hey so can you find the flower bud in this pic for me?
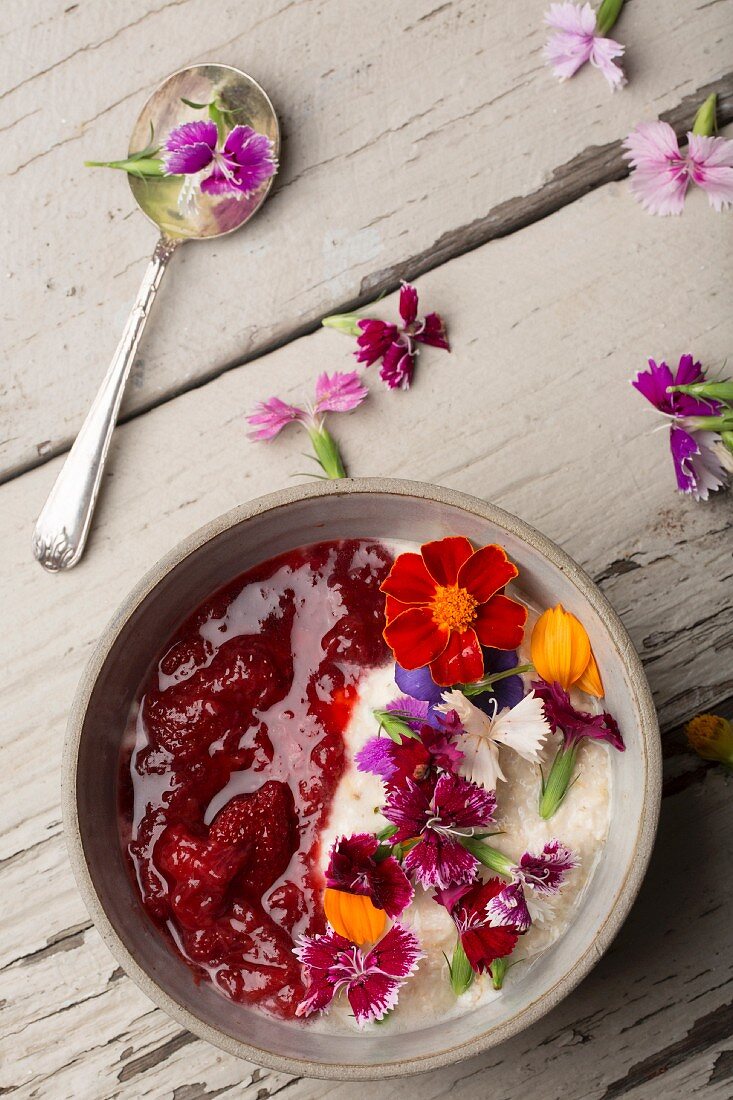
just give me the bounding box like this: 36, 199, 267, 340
685, 714, 733, 766
322, 313, 363, 337
692, 93, 717, 138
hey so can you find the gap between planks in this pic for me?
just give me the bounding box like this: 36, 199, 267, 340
2, 72, 730, 491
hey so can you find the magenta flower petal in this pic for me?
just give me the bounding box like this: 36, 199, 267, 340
325, 833, 413, 918
414, 311, 450, 350
355, 737, 399, 782
380, 339, 415, 390
384, 773, 496, 889
532, 680, 625, 752
355, 319, 399, 366
670, 426, 729, 501
246, 396, 307, 440
163, 120, 218, 175
399, 282, 419, 326
436, 878, 521, 971
632, 355, 718, 418
686, 132, 733, 212
295, 924, 421, 1026
199, 125, 277, 197
485, 881, 532, 933
516, 840, 577, 896
314, 371, 368, 414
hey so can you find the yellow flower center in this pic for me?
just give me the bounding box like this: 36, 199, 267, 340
431, 584, 478, 633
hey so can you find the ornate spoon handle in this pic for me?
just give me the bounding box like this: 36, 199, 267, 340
32, 236, 180, 571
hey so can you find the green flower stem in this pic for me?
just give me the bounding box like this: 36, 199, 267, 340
462, 664, 534, 697
539, 744, 578, 819
490, 957, 508, 990
84, 157, 166, 177
595, 0, 625, 36
308, 425, 347, 479
448, 940, 474, 996
692, 93, 717, 137
458, 837, 514, 877
721, 431, 733, 456
668, 380, 733, 402
681, 414, 733, 432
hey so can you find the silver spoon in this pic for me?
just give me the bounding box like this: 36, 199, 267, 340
32, 64, 279, 571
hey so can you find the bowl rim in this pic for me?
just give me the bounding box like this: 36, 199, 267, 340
62, 477, 661, 1080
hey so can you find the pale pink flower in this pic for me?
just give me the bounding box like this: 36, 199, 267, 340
246, 372, 367, 441
313, 371, 369, 414
544, 3, 626, 91
623, 122, 733, 215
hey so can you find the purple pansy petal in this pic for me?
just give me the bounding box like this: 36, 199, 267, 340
517, 840, 577, 896
380, 339, 415, 390
163, 120, 217, 174
355, 319, 398, 365
485, 882, 532, 933
473, 649, 525, 715
314, 370, 368, 414
246, 396, 307, 440
532, 679, 625, 752
399, 282, 419, 326
395, 663, 444, 705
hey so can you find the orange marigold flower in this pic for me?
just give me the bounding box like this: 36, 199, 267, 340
380, 537, 527, 687
323, 887, 386, 945
530, 604, 604, 698
685, 713, 733, 766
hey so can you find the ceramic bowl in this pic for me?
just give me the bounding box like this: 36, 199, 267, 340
63, 478, 661, 1079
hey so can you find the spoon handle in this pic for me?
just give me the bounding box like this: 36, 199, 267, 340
32, 235, 180, 571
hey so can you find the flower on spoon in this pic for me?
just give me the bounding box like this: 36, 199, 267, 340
294, 923, 422, 1026
323, 281, 450, 390
246, 370, 368, 479
163, 120, 277, 197
436, 690, 549, 792
382, 772, 496, 889
623, 94, 733, 215
323, 833, 413, 945
381, 537, 527, 687
543, 1, 627, 91
632, 355, 733, 501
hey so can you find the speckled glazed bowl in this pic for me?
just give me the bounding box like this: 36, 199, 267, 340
63, 479, 661, 1080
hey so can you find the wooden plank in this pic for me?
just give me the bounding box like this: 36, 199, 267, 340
1, 0, 731, 479
1, 170, 732, 1096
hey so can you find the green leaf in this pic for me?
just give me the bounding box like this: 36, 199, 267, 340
84, 157, 166, 177
180, 96, 210, 110
446, 941, 474, 996
372, 709, 420, 743
595, 0, 624, 36
376, 824, 399, 841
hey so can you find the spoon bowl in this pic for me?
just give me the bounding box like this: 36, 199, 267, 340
129, 64, 280, 239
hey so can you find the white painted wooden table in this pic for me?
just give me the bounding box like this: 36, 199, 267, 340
1, 3, 732, 1097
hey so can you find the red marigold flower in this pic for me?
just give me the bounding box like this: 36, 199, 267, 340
380, 536, 527, 686
435, 878, 521, 973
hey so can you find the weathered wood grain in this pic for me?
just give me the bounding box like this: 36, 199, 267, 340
1, 0, 731, 479
1, 170, 732, 1097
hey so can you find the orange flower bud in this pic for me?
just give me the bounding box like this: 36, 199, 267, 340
323, 887, 386, 945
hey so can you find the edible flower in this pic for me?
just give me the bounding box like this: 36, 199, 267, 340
515, 839, 578, 896
246, 371, 368, 479
324, 281, 449, 390
382, 772, 496, 889
632, 355, 733, 501
543, 1, 626, 92
294, 923, 422, 1026
685, 713, 733, 768
435, 878, 524, 975
163, 120, 277, 197
323, 834, 413, 945
381, 537, 527, 687
356, 721, 463, 789
533, 679, 624, 818
531, 604, 603, 697
437, 690, 549, 791
623, 94, 733, 215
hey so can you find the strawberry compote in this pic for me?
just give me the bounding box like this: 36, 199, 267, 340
119, 539, 393, 1019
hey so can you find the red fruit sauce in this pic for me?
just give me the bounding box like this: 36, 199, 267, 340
118, 539, 393, 1019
